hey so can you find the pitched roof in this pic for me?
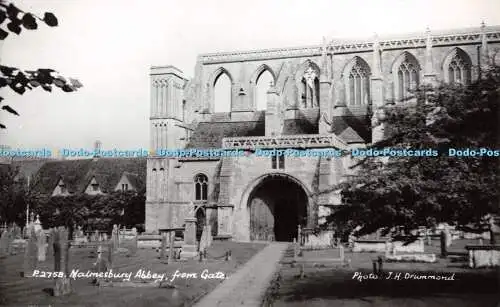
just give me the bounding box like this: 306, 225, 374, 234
11, 159, 49, 183
31, 158, 146, 196
186, 111, 266, 149
122, 171, 144, 191
331, 115, 371, 144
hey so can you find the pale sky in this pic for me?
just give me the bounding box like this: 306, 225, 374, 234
1, 0, 499, 154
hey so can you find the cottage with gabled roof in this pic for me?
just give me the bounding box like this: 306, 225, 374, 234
31, 158, 147, 197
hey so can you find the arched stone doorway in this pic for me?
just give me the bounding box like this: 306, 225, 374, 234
247, 174, 308, 242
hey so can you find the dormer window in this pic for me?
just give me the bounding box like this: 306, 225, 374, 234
122, 183, 129, 191
59, 183, 67, 194
53, 178, 69, 196
86, 177, 101, 194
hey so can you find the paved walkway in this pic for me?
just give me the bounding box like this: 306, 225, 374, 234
193, 242, 288, 307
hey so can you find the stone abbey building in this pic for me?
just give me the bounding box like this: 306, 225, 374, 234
146, 25, 500, 241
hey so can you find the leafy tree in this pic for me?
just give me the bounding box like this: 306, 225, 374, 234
323, 66, 500, 241
0, 0, 82, 128
0, 163, 28, 225
34, 191, 145, 233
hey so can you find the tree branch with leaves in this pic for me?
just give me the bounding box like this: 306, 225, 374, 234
322, 66, 500, 242
0, 0, 82, 128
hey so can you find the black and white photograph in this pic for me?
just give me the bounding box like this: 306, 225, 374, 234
0, 0, 499, 306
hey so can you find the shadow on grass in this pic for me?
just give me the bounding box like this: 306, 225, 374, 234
279, 269, 499, 302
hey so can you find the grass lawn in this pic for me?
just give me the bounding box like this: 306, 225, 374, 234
265, 239, 499, 307
0, 241, 267, 306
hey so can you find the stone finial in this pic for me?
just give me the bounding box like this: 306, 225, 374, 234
425, 27, 432, 49
480, 21, 490, 73
372, 33, 382, 78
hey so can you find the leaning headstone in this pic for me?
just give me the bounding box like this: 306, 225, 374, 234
36, 230, 47, 262
53, 227, 72, 296
23, 228, 38, 277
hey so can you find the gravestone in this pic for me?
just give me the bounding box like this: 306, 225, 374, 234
440, 231, 448, 257
36, 230, 47, 262
167, 232, 175, 264
93, 245, 110, 284
33, 215, 42, 233
128, 228, 138, 257
0, 229, 9, 257
23, 228, 38, 277
47, 229, 54, 259
53, 227, 72, 296
107, 241, 114, 269
160, 232, 167, 259
6, 228, 14, 255
112, 225, 119, 248
180, 217, 198, 259
12, 225, 21, 239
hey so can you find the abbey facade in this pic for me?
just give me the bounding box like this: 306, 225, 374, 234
146, 25, 500, 242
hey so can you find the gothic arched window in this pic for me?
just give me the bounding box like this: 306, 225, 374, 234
445, 49, 471, 85
347, 58, 371, 106
395, 53, 420, 101
194, 174, 208, 201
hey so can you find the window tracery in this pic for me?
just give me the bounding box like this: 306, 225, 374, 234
194, 174, 208, 201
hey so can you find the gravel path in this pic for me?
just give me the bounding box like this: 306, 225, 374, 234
193, 242, 288, 307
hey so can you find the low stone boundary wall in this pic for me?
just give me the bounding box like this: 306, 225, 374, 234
137, 235, 162, 249
390, 239, 425, 253
301, 230, 335, 250
353, 238, 424, 253
385, 254, 437, 263
466, 245, 500, 268
352, 240, 387, 252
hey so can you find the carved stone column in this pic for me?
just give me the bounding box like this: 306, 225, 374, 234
265, 86, 281, 136
423, 28, 438, 86
319, 75, 332, 117
480, 22, 490, 77
371, 34, 386, 143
